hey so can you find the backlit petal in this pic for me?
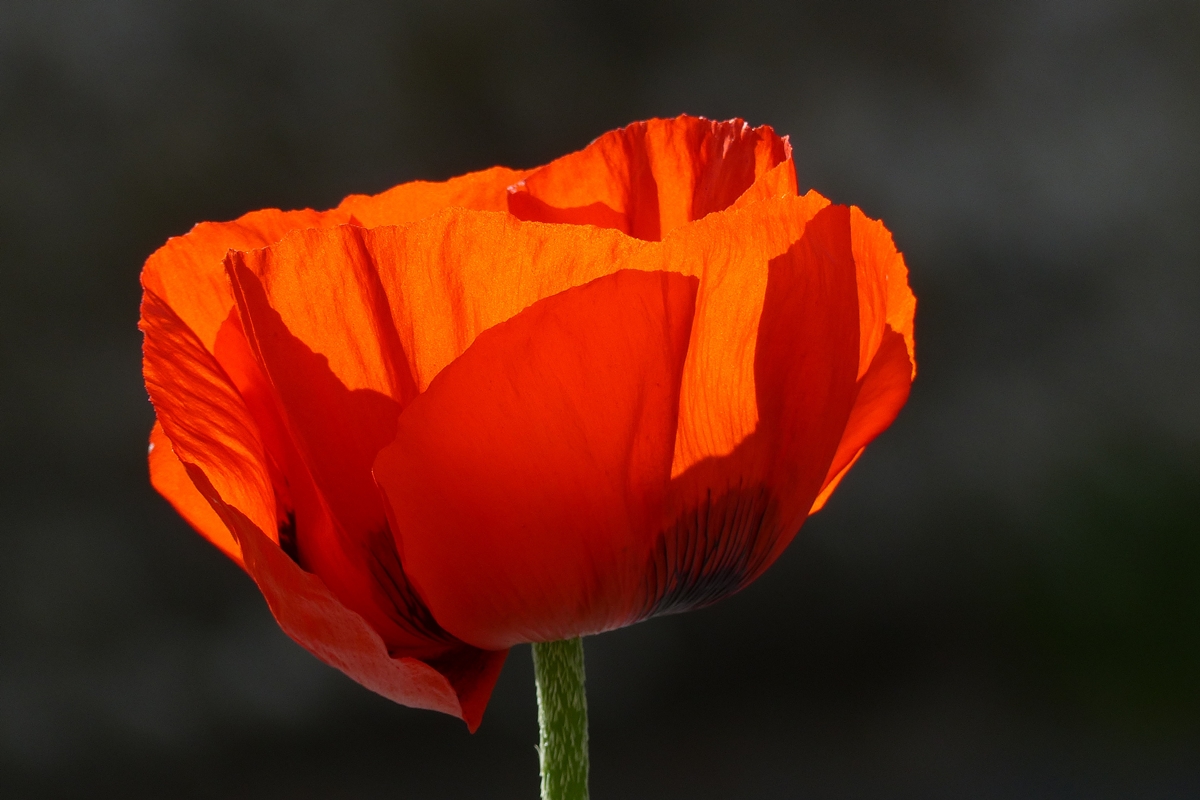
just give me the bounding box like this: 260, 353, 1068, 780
337, 165, 529, 226
227, 225, 415, 533
362, 210, 646, 391
142, 291, 504, 731
850, 206, 917, 380
642, 204, 863, 617
140, 289, 278, 544
141, 208, 350, 353
635, 191, 834, 476
508, 115, 794, 240
226, 242, 429, 652
224, 211, 645, 522
225, 212, 647, 656
147, 419, 243, 565
808, 208, 917, 512
140, 166, 531, 355
750, 204, 865, 534
730, 158, 800, 209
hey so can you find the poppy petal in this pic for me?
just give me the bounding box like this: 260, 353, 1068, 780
224, 213, 646, 657
141, 208, 351, 354
140, 166, 533, 356
375, 269, 699, 651
849, 206, 917, 380
752, 204, 867, 534
508, 115, 794, 240
809, 328, 913, 513
187, 468, 505, 733
642, 204, 863, 617
362, 210, 647, 392
224, 211, 644, 534
336, 165, 529, 226
808, 208, 917, 512
211, 311, 296, 523
147, 419, 243, 565
227, 226, 415, 539
233, 211, 646, 402
141, 292, 503, 731
650, 191, 834, 476
148, 270, 436, 657
730, 158, 800, 210
225, 242, 434, 653
140, 289, 278, 545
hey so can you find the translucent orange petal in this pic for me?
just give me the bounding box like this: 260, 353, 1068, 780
850, 206, 917, 379
140, 289, 278, 544
508, 115, 795, 240
751, 205, 865, 530
140, 165, 532, 357
730, 157, 801, 209
141, 209, 350, 354
375, 199, 867, 642
809, 329, 914, 514
211, 312, 295, 522
235, 210, 645, 400
642, 204, 864, 617
226, 245, 428, 653
210, 307, 435, 661
808, 450, 863, 516
336, 165, 529, 226
375, 270, 699, 651
807, 208, 917, 513
227, 227, 414, 537
365, 211, 648, 391
224, 213, 649, 653
142, 290, 504, 730
224, 212, 646, 520
615, 190, 833, 477
147, 419, 243, 565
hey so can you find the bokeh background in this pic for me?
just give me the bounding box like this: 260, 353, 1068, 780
2, 0, 1198, 797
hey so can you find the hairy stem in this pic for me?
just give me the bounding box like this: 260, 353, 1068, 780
532, 637, 589, 800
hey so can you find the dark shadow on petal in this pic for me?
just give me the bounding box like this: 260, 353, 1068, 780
641, 204, 862, 619
228, 259, 462, 656
190, 474, 507, 732
506, 192, 629, 231
641, 458, 779, 618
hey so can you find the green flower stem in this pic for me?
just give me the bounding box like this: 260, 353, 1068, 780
532, 637, 589, 800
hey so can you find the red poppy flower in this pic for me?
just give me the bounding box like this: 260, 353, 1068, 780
141, 115, 915, 732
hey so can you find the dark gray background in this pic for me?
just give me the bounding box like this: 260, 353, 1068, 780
2, 1, 1198, 797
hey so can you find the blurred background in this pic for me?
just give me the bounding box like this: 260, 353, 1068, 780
2, 0, 1198, 797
